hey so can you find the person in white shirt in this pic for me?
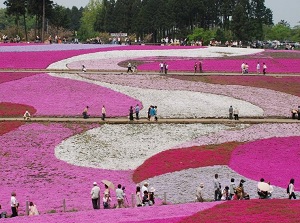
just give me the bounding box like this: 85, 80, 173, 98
256, 62, 260, 74
116, 184, 124, 208
234, 108, 239, 120
29, 202, 39, 216
23, 111, 31, 120
288, 178, 296, 199
141, 182, 149, 195
91, 182, 100, 209
10, 192, 18, 217
263, 63, 267, 75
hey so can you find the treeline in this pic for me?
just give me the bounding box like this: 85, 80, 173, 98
91, 0, 273, 43
1, 0, 299, 43
1, 0, 83, 41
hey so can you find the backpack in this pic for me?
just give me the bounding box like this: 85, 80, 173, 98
287, 184, 290, 194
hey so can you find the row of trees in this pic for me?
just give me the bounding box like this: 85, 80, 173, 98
1, 0, 299, 44
2, 0, 82, 41
87, 0, 273, 43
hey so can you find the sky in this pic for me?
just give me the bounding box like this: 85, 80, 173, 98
1, 0, 299, 27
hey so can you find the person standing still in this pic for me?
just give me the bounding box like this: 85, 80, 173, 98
164, 63, 168, 74
213, 174, 221, 201
194, 62, 197, 74
234, 107, 239, 120
129, 106, 134, 121
199, 61, 203, 73
91, 182, 100, 209
159, 62, 164, 73
116, 184, 124, 208
229, 106, 233, 120
135, 104, 140, 120
101, 105, 106, 121
10, 192, 18, 217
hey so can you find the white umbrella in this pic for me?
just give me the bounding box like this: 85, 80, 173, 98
258, 182, 271, 192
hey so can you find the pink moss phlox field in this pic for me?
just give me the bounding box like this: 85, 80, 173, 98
81, 74, 299, 117
0, 123, 135, 215
179, 199, 300, 223
0, 45, 202, 69
0, 73, 141, 117
138, 58, 300, 73
0, 202, 217, 223
229, 136, 300, 190
0, 72, 37, 84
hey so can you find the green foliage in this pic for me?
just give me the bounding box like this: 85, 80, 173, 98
78, 0, 102, 41
265, 24, 292, 41
188, 28, 216, 45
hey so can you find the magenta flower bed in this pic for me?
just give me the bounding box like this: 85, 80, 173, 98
0, 123, 135, 214
229, 136, 300, 190
0, 73, 141, 117
138, 58, 300, 74
0, 73, 37, 84
0, 45, 203, 69
180, 199, 300, 223
1, 202, 217, 223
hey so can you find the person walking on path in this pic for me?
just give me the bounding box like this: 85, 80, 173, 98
91, 182, 100, 209
135, 104, 140, 120
101, 105, 106, 121
288, 178, 296, 199
234, 107, 239, 120
213, 174, 221, 201
194, 62, 198, 74
256, 62, 260, 74
263, 63, 267, 75
229, 105, 233, 120
10, 192, 18, 217
159, 62, 164, 73
127, 62, 133, 73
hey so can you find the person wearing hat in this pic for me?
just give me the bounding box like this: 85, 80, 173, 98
196, 183, 204, 202
23, 111, 31, 121
148, 187, 155, 206
91, 182, 100, 209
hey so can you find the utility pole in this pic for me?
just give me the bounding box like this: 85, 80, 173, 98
42, 0, 45, 42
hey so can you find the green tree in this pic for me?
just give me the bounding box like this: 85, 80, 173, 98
4, 0, 28, 40
231, 0, 250, 41
78, 0, 102, 41
265, 23, 292, 41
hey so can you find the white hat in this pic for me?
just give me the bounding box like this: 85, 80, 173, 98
144, 182, 149, 186
200, 183, 204, 187
93, 182, 97, 185
150, 187, 155, 192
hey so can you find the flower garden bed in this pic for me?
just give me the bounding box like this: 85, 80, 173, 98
179, 199, 300, 223
1, 44, 300, 222
170, 75, 300, 97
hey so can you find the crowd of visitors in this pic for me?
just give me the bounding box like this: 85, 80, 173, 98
241, 62, 267, 75
195, 175, 297, 203
89, 181, 156, 210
